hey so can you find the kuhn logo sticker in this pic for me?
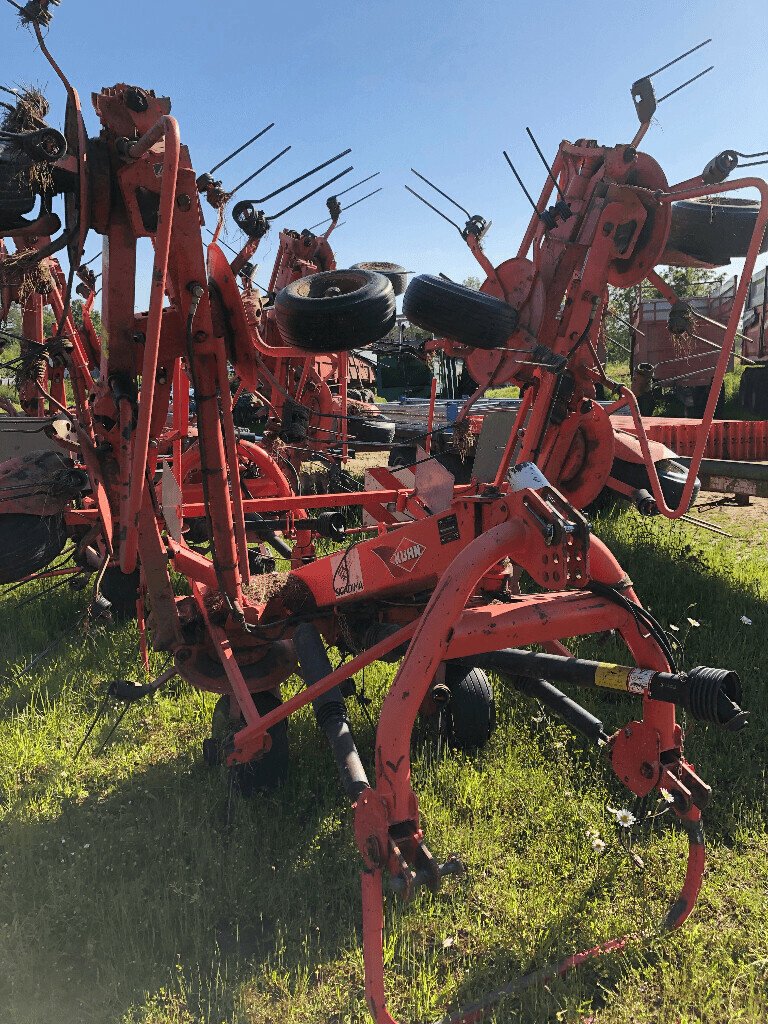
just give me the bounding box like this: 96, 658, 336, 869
390, 538, 425, 573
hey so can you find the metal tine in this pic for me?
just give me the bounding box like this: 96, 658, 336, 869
525, 127, 566, 202
502, 151, 541, 216
691, 309, 754, 347
680, 513, 735, 539
607, 309, 645, 337
80, 250, 102, 268
205, 229, 271, 290
268, 165, 353, 222
410, 168, 472, 219
209, 123, 274, 175
333, 171, 381, 200
229, 146, 292, 198
73, 690, 112, 760
657, 65, 714, 105
206, 227, 240, 258
404, 185, 464, 235
644, 38, 712, 81
734, 149, 768, 159
308, 187, 383, 231
94, 703, 131, 757
255, 148, 352, 205
604, 333, 632, 356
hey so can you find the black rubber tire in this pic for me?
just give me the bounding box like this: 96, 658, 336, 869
668, 198, 768, 267
435, 451, 473, 484
347, 416, 396, 445
739, 365, 768, 414
403, 275, 519, 350
0, 513, 67, 584
274, 270, 396, 353
609, 457, 700, 513
100, 566, 140, 620
689, 384, 725, 420
388, 446, 415, 471
351, 261, 409, 297
233, 392, 266, 431
209, 691, 289, 795
388, 446, 473, 482
637, 391, 658, 417
444, 663, 495, 750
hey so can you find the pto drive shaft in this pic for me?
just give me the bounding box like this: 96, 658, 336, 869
469, 650, 748, 731
294, 623, 370, 800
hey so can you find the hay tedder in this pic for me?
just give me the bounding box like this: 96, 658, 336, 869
0, 6, 760, 1021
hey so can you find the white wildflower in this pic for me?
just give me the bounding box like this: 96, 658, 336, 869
591, 837, 606, 854
686, 617, 700, 628
659, 789, 675, 804
608, 806, 637, 828
740, 616, 753, 626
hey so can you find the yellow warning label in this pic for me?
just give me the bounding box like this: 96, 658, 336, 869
594, 663, 630, 691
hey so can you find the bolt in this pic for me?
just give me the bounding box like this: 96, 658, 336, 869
194, 330, 208, 343
640, 761, 655, 779
176, 194, 192, 212
132, 331, 145, 344
602, 221, 614, 235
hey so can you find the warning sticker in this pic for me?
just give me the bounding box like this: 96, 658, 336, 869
507, 461, 549, 492
594, 663, 630, 691
627, 668, 655, 695
390, 538, 426, 573
437, 513, 460, 545
330, 546, 364, 598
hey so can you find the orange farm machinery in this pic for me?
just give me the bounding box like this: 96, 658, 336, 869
0, 9, 760, 1022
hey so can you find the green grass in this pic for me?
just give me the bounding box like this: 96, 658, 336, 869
1, 504, 767, 1024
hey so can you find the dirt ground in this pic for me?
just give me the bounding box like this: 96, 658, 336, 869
694, 492, 768, 529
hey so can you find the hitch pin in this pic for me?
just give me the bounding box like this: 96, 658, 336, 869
523, 497, 556, 543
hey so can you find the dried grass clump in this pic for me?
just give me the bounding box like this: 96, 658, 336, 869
0, 85, 54, 194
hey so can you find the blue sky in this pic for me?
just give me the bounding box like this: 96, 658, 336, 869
4, 0, 768, 301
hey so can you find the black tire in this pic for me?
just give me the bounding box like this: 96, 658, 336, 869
0, 513, 67, 584
637, 391, 658, 417
388, 446, 473, 482
208, 691, 289, 795
100, 566, 140, 620
347, 416, 396, 445
274, 270, 396, 353
739, 365, 768, 414
444, 663, 495, 750
403, 275, 519, 350
351, 261, 409, 297
233, 392, 266, 431
609, 457, 700, 512
668, 198, 768, 267
388, 446, 416, 471
689, 384, 725, 419
435, 451, 473, 484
